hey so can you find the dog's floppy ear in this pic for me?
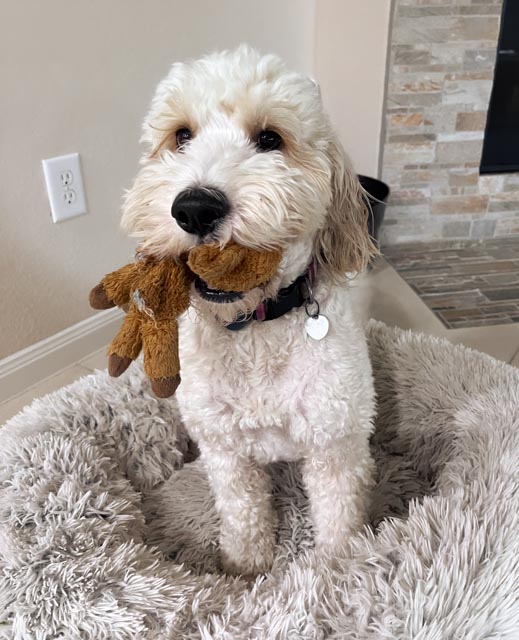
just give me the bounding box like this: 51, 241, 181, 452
314, 137, 378, 281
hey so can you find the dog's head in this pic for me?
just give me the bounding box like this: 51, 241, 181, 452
122, 46, 376, 321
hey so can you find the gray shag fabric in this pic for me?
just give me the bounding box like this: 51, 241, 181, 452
1, 321, 518, 639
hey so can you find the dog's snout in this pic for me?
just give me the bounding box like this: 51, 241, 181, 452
171, 188, 229, 236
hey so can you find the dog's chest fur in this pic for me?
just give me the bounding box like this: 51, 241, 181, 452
176, 284, 374, 463
177, 308, 306, 461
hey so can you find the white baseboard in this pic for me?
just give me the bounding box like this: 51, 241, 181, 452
0, 308, 124, 403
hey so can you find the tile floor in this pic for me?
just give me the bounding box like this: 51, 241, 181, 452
384, 238, 519, 329
1, 256, 519, 425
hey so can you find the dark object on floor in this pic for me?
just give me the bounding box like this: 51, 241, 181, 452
358, 175, 390, 243
384, 238, 519, 329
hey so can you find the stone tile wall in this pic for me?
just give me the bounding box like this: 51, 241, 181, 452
380, 0, 519, 245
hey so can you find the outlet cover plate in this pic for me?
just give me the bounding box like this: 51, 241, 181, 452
42, 153, 87, 223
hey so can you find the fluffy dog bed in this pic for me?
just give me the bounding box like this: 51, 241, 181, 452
1, 321, 518, 639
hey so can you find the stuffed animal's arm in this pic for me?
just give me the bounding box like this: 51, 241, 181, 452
160, 260, 193, 317
89, 262, 140, 309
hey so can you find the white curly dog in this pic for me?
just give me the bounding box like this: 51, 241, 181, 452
122, 46, 378, 576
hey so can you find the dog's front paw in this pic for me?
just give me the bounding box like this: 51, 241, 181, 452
220, 531, 276, 578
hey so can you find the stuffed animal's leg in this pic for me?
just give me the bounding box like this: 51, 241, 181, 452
107, 309, 142, 377
141, 318, 180, 398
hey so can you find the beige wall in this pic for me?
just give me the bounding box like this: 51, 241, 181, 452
0, 0, 392, 360
315, 0, 392, 177
0, 0, 315, 358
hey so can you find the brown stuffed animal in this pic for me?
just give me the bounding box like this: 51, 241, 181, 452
89, 242, 281, 397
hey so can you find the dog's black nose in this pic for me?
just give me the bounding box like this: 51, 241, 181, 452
171, 188, 229, 236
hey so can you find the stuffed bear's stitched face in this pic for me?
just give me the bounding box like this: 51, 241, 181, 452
121, 46, 371, 320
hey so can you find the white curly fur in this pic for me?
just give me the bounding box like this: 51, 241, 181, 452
122, 45, 377, 576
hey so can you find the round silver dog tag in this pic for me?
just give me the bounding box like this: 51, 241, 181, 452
305, 314, 329, 340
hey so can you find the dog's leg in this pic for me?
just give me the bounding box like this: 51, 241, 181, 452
303, 433, 374, 555
200, 446, 276, 577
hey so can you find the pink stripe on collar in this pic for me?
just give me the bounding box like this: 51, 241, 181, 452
252, 259, 315, 323
255, 303, 267, 321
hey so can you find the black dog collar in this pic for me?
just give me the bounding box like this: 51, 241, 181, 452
226, 262, 316, 331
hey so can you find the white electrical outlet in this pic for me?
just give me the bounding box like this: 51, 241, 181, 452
42, 153, 87, 223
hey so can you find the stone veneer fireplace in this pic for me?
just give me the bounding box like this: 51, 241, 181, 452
381, 0, 519, 245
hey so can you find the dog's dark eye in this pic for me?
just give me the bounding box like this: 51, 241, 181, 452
256, 130, 282, 152
175, 128, 192, 150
